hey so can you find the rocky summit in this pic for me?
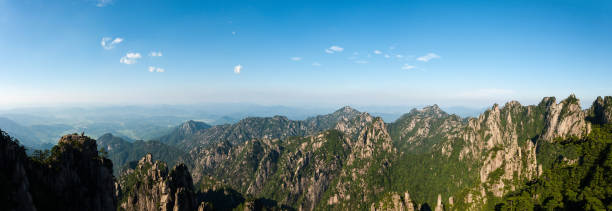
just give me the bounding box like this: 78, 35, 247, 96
0, 133, 116, 211
1, 95, 611, 211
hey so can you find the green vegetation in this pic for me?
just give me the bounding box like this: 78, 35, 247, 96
496, 124, 612, 210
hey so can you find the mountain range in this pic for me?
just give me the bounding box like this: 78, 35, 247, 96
1, 95, 611, 211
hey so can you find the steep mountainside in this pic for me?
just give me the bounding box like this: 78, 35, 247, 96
116, 154, 199, 211
0, 132, 116, 211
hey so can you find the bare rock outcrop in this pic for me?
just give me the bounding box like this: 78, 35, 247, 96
541, 95, 591, 141
117, 154, 197, 211
370, 191, 416, 211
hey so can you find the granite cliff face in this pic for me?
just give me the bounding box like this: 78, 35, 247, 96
116, 154, 198, 211
540, 95, 591, 141
0, 132, 116, 211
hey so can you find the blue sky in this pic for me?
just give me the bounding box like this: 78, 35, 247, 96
0, 0, 611, 109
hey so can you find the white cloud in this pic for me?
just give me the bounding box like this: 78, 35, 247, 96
396, 54, 404, 58
148, 66, 165, 73
234, 64, 242, 74
384, 54, 390, 58
325, 45, 343, 54
149, 51, 163, 57
119, 52, 142, 64
312, 62, 321, 66
232, 31, 236, 35
373, 50, 382, 54
100, 37, 123, 50
290, 57, 302, 61
329, 46, 343, 52
417, 53, 440, 62
96, 0, 112, 7
401, 64, 416, 70
355, 60, 368, 64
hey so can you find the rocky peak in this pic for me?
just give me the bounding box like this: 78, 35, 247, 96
333, 112, 375, 138
179, 120, 211, 135
407, 104, 449, 119
58, 133, 99, 155
503, 100, 522, 110
117, 154, 197, 211
539, 96, 557, 107
333, 106, 361, 116
138, 153, 154, 166
589, 96, 612, 124
561, 93, 580, 105
541, 94, 591, 141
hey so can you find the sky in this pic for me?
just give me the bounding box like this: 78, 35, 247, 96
0, 0, 611, 109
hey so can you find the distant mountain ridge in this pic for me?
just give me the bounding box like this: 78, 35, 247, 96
173, 106, 366, 149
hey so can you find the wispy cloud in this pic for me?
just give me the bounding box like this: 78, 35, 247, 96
100, 37, 123, 50
149, 51, 162, 57
119, 52, 141, 64
96, 0, 112, 7
355, 60, 368, 64
312, 62, 321, 66
417, 53, 440, 62
396, 54, 404, 59
402, 64, 416, 70
373, 50, 382, 55
148, 66, 165, 73
290, 57, 302, 61
325, 45, 344, 54
234, 64, 242, 74
384, 54, 390, 58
